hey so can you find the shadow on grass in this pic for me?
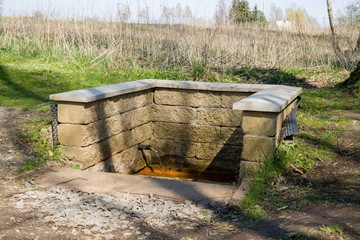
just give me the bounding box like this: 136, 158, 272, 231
226, 67, 316, 88
0, 65, 71, 109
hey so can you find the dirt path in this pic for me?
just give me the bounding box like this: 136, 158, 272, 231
0, 106, 359, 240
0, 107, 75, 239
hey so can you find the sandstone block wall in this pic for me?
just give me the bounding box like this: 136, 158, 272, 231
239, 97, 300, 177
52, 80, 302, 181
57, 90, 153, 171
151, 89, 247, 175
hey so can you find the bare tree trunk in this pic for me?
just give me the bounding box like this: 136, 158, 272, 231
355, 30, 360, 53
337, 61, 360, 87
326, 0, 341, 55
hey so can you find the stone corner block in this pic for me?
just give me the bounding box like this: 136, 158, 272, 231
241, 135, 276, 162
242, 111, 280, 137
57, 102, 97, 124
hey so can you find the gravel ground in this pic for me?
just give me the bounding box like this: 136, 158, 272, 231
10, 186, 219, 239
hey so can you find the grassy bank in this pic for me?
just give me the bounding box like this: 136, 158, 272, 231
240, 87, 359, 219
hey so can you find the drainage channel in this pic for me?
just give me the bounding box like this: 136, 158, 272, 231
135, 144, 238, 185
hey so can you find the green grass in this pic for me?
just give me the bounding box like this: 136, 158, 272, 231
70, 164, 81, 170
239, 143, 294, 219
320, 224, 344, 235
0, 52, 186, 111
240, 86, 359, 219
16, 116, 61, 173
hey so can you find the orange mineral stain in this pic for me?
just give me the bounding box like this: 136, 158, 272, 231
136, 167, 236, 184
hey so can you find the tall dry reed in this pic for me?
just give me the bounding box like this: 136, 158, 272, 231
0, 17, 358, 71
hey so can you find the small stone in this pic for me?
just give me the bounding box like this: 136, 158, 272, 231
48, 150, 54, 157
82, 229, 92, 235
144, 232, 151, 236
286, 232, 298, 238
228, 225, 236, 231
277, 186, 289, 191
104, 234, 115, 240
90, 227, 100, 233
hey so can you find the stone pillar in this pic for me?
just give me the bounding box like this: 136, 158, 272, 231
239, 111, 281, 177
233, 86, 302, 178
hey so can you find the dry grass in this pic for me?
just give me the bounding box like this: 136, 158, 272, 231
0, 17, 358, 71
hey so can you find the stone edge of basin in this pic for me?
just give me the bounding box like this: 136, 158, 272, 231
49, 79, 302, 113
232, 85, 302, 112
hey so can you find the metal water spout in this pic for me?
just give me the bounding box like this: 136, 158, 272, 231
137, 144, 153, 150
137, 144, 162, 169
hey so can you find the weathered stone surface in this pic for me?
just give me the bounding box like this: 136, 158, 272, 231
150, 139, 196, 158
195, 143, 241, 161
131, 123, 153, 144
221, 92, 249, 108
58, 102, 98, 124
195, 143, 222, 160
241, 135, 276, 162
85, 158, 115, 172
154, 89, 220, 108
102, 90, 153, 117
58, 91, 153, 124
233, 86, 302, 112
147, 155, 206, 172
242, 111, 279, 137
152, 105, 196, 124
60, 124, 152, 167
197, 108, 242, 127
50, 80, 154, 102
153, 122, 221, 143
112, 146, 147, 174
58, 115, 123, 147
60, 132, 132, 168
220, 127, 243, 145
58, 106, 152, 147
121, 106, 152, 130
